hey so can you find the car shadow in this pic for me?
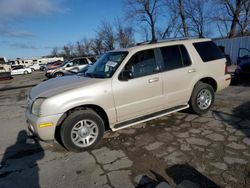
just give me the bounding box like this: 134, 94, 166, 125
0, 130, 44, 188
230, 78, 250, 87
166, 164, 220, 188
136, 164, 220, 188
212, 101, 250, 138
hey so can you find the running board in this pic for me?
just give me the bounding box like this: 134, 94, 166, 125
112, 104, 189, 131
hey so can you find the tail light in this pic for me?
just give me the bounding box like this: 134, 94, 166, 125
225, 63, 228, 74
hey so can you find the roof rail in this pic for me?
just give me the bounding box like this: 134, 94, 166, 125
134, 36, 201, 47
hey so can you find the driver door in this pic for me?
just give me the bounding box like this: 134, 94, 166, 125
112, 49, 163, 123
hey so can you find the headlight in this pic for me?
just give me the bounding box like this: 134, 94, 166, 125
32, 98, 46, 116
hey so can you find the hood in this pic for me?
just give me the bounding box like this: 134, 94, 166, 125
29, 75, 102, 100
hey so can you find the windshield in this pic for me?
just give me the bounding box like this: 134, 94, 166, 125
85, 51, 128, 78
60, 61, 70, 67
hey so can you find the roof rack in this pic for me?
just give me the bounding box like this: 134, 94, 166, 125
134, 36, 201, 47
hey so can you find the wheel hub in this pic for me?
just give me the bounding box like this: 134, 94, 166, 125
197, 89, 212, 110
70, 119, 99, 147
79, 127, 89, 138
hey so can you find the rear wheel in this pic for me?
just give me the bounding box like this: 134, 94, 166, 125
190, 82, 214, 115
60, 109, 105, 152
24, 71, 28, 75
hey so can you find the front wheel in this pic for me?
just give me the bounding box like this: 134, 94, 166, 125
60, 109, 105, 152
189, 82, 215, 115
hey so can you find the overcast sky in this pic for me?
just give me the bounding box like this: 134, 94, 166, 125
0, 0, 124, 59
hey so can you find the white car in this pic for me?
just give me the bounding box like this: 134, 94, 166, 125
28, 63, 41, 71
11, 65, 32, 75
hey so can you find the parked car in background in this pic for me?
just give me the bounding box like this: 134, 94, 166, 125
45, 57, 96, 78
64, 64, 92, 77
28, 63, 41, 71
46, 61, 63, 70
234, 60, 250, 81
26, 38, 231, 152
39, 64, 47, 71
0, 64, 11, 80
11, 65, 32, 75
237, 48, 250, 65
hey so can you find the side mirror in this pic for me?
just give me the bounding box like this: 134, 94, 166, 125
119, 70, 133, 81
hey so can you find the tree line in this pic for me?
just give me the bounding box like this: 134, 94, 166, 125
51, 0, 249, 59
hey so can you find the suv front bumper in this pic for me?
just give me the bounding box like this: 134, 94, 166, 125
25, 111, 63, 141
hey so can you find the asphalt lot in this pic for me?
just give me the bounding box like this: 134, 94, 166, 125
0, 71, 250, 188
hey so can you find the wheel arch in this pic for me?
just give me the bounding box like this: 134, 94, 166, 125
55, 104, 110, 140
197, 77, 217, 92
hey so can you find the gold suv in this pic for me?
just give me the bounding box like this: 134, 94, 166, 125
26, 38, 231, 152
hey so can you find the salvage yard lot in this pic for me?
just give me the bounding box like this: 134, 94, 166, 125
0, 72, 250, 187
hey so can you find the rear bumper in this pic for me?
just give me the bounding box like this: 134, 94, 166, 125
217, 74, 231, 91
25, 111, 63, 141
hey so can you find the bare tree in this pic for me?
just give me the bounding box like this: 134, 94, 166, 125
165, 0, 189, 37
51, 47, 59, 57
125, 0, 160, 42
98, 21, 116, 51
178, 0, 189, 37
63, 43, 74, 59
91, 36, 104, 55
82, 38, 93, 55
214, 0, 249, 38
75, 41, 85, 56
184, 0, 211, 38
238, 0, 250, 36
116, 20, 135, 48
159, 14, 178, 39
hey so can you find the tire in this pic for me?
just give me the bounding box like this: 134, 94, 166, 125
54, 72, 64, 77
189, 81, 215, 115
60, 108, 105, 152
24, 71, 28, 75
31, 68, 35, 72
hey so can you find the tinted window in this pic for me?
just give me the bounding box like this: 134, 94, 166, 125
160, 45, 191, 71
78, 58, 88, 65
89, 57, 96, 63
124, 49, 157, 78
180, 45, 191, 66
193, 41, 224, 62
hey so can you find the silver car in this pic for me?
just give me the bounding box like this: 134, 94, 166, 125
26, 38, 231, 152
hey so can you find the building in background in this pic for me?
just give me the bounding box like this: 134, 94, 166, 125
214, 36, 250, 65
9, 57, 64, 67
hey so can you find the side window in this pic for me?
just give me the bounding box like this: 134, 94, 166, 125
180, 45, 192, 66
89, 57, 96, 63
160, 45, 182, 71
124, 49, 157, 78
72, 60, 79, 66
160, 45, 192, 71
79, 58, 88, 65
193, 41, 224, 62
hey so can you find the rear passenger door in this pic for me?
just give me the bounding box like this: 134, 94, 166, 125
159, 44, 196, 108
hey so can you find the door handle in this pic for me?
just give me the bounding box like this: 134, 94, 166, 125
148, 77, 159, 83
188, 69, 196, 73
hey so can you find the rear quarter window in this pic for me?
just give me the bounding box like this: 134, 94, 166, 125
193, 41, 224, 62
